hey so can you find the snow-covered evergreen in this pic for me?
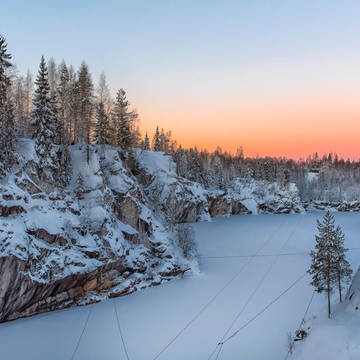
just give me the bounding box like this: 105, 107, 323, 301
31, 56, 58, 170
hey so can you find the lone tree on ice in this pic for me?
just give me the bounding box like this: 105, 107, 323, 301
308, 211, 352, 318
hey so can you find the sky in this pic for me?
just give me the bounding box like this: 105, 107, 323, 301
1, 0, 360, 159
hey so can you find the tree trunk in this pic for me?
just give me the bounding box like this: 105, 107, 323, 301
327, 259, 331, 319
338, 272, 342, 303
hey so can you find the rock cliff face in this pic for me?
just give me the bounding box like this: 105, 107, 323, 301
0, 143, 194, 323
0, 143, 304, 323
304, 200, 360, 212
135, 150, 304, 221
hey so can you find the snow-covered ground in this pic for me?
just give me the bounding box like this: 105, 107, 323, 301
1, 212, 359, 360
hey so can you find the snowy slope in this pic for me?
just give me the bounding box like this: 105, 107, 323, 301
291, 265, 360, 360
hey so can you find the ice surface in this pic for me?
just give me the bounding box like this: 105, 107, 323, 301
1, 212, 359, 360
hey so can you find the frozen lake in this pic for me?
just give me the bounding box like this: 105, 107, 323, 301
1, 212, 359, 360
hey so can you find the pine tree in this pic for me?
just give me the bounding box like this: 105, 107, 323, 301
31, 56, 57, 170
159, 128, 170, 152
112, 88, 132, 151
76, 61, 94, 163
0, 34, 12, 109
22, 69, 34, 138
57, 61, 71, 144
174, 145, 188, 177
142, 132, 150, 150
334, 225, 352, 302
57, 143, 72, 189
74, 171, 85, 201
244, 162, 254, 181
264, 157, 276, 182
93, 101, 112, 145
153, 126, 161, 151
308, 211, 338, 318
0, 100, 18, 175
118, 115, 131, 151
49, 91, 61, 145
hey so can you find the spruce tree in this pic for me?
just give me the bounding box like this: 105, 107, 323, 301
57, 61, 71, 145
76, 61, 94, 162
153, 126, 161, 151
74, 171, 85, 202
57, 143, 72, 189
113, 88, 131, 151
142, 132, 150, 150
308, 211, 338, 318
0, 34, 12, 109
31, 56, 57, 170
93, 101, 112, 145
0, 100, 18, 175
334, 225, 352, 302
118, 115, 131, 151
159, 128, 170, 152
174, 145, 188, 177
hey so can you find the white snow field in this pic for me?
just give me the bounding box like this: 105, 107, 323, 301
1, 212, 360, 360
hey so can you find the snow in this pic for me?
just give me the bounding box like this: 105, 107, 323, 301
292, 266, 360, 359
1, 212, 359, 360
0, 142, 196, 289
137, 149, 177, 180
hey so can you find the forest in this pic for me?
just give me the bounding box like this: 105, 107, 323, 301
1, 32, 360, 204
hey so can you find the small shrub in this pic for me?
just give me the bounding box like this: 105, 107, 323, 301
176, 223, 198, 259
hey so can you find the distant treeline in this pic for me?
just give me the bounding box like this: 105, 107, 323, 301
0, 32, 359, 202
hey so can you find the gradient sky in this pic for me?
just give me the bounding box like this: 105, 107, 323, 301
2, 0, 360, 159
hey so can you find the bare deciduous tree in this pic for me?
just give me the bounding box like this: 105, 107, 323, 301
176, 223, 198, 259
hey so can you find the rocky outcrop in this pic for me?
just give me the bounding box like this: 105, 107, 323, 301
304, 200, 360, 212
207, 195, 251, 217
0, 143, 196, 323
136, 151, 304, 221
0, 204, 27, 217
26, 228, 68, 246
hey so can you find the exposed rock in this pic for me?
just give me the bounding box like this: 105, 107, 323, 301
83, 278, 97, 292
114, 196, 151, 236
0, 205, 27, 217
208, 196, 231, 217
304, 200, 360, 212
2, 194, 14, 201
15, 178, 42, 194
26, 228, 68, 246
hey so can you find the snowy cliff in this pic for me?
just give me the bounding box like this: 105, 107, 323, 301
0, 142, 197, 322
0, 142, 304, 322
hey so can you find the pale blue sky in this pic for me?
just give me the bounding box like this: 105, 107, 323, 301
2, 1, 360, 158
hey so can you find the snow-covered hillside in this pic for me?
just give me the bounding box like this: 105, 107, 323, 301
291, 265, 360, 360
0, 142, 198, 322
0, 141, 304, 322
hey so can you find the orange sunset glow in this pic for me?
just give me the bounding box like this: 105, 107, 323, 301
138, 81, 360, 160
4, 1, 360, 160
